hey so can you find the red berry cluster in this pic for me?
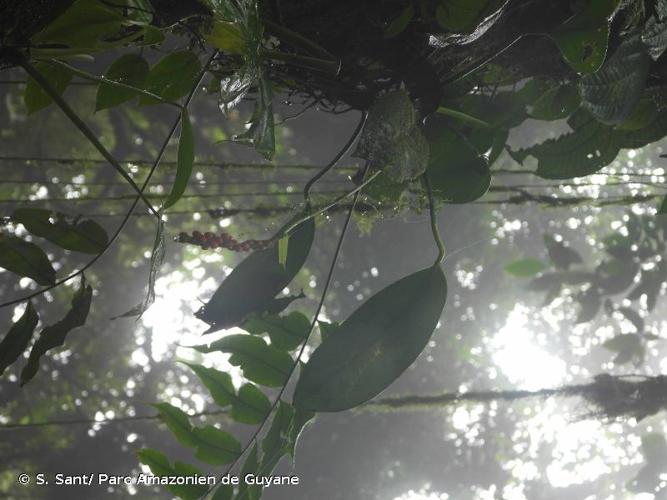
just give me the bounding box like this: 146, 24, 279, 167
176, 231, 272, 252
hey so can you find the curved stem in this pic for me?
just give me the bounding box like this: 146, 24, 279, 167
303, 111, 367, 203
41, 58, 182, 109
422, 172, 445, 265
0, 51, 219, 309
19, 59, 160, 218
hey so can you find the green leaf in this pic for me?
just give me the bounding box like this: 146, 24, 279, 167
30, 0, 125, 48
164, 110, 194, 209
24, 62, 72, 114
137, 449, 208, 500
287, 406, 315, 457
384, 4, 414, 38
236, 445, 261, 500
529, 85, 580, 121
206, 20, 247, 54
0, 302, 39, 376
436, 106, 490, 128
278, 236, 288, 268
153, 402, 196, 447
543, 235, 582, 270
0, 236, 55, 286
317, 320, 339, 342
243, 311, 311, 351
512, 109, 667, 179
261, 291, 306, 316
260, 401, 295, 472
196, 217, 314, 333
140, 51, 202, 104
192, 425, 241, 465
182, 363, 236, 407
235, 70, 275, 160
193, 334, 293, 387
435, 0, 505, 33
578, 36, 651, 124
95, 54, 149, 111
642, 0, 667, 60
504, 258, 546, 277
659, 195, 667, 215
12, 208, 108, 254
424, 117, 490, 203
294, 266, 447, 412
231, 383, 271, 425
20, 276, 92, 385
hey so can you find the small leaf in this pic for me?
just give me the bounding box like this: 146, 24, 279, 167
0, 236, 55, 285
504, 258, 546, 277
164, 110, 194, 209
578, 36, 651, 124
616, 307, 644, 333
658, 195, 667, 215
12, 208, 108, 254
287, 406, 315, 458
278, 236, 288, 268
192, 425, 241, 465
243, 311, 311, 351
602, 333, 643, 365
192, 334, 293, 387
0, 302, 38, 376
20, 276, 92, 385
236, 445, 261, 500
196, 217, 314, 333
543, 235, 582, 270
95, 54, 150, 111
140, 51, 201, 104
24, 62, 72, 114
231, 383, 271, 424
182, 362, 236, 407
153, 402, 196, 447
575, 289, 601, 323
294, 266, 447, 412
529, 85, 580, 121
260, 401, 295, 472
384, 4, 414, 38
205, 20, 247, 54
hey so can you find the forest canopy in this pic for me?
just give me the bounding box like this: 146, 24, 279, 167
1, 0, 667, 499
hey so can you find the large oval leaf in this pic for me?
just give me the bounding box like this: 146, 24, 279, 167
196, 218, 315, 333
12, 208, 108, 254
293, 266, 447, 412
0, 235, 56, 285
95, 54, 149, 111
140, 51, 201, 105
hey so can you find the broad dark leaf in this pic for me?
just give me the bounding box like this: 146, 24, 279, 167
236, 445, 261, 500
137, 449, 208, 500
544, 235, 582, 270
294, 266, 447, 412
642, 0, 667, 60
425, 117, 490, 203
192, 334, 293, 387
0, 302, 38, 376
95, 54, 150, 111
602, 333, 644, 365
435, 0, 506, 33
260, 401, 295, 472
196, 217, 314, 333
0, 236, 55, 286
140, 51, 202, 104
192, 425, 241, 465
579, 36, 651, 124
242, 311, 311, 351
164, 109, 194, 209
20, 277, 92, 385
24, 62, 72, 114
12, 208, 108, 254
575, 288, 601, 324
384, 4, 414, 38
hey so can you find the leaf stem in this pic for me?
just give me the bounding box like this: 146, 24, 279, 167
422, 172, 445, 265
40, 58, 182, 109
19, 59, 160, 218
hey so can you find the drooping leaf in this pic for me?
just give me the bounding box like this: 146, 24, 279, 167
529, 85, 581, 120
504, 258, 546, 277
0, 302, 38, 376
435, 0, 506, 33
24, 62, 72, 114
294, 266, 447, 412
578, 36, 651, 124
196, 217, 314, 333
164, 110, 194, 209
287, 406, 315, 457
234, 70, 275, 160
140, 51, 202, 104
424, 117, 490, 203
512, 109, 667, 179
261, 291, 306, 316
153, 402, 196, 447
231, 383, 271, 425
192, 334, 293, 387
206, 19, 247, 54
260, 401, 295, 472
543, 235, 582, 270
20, 276, 92, 385
95, 54, 150, 111
384, 4, 414, 38
278, 236, 288, 268
192, 425, 242, 465
575, 288, 601, 323
658, 194, 667, 215
137, 449, 208, 500
12, 208, 108, 254
30, 0, 125, 48
236, 444, 261, 500
182, 362, 236, 407
0, 236, 55, 286
602, 333, 644, 365
243, 311, 311, 351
